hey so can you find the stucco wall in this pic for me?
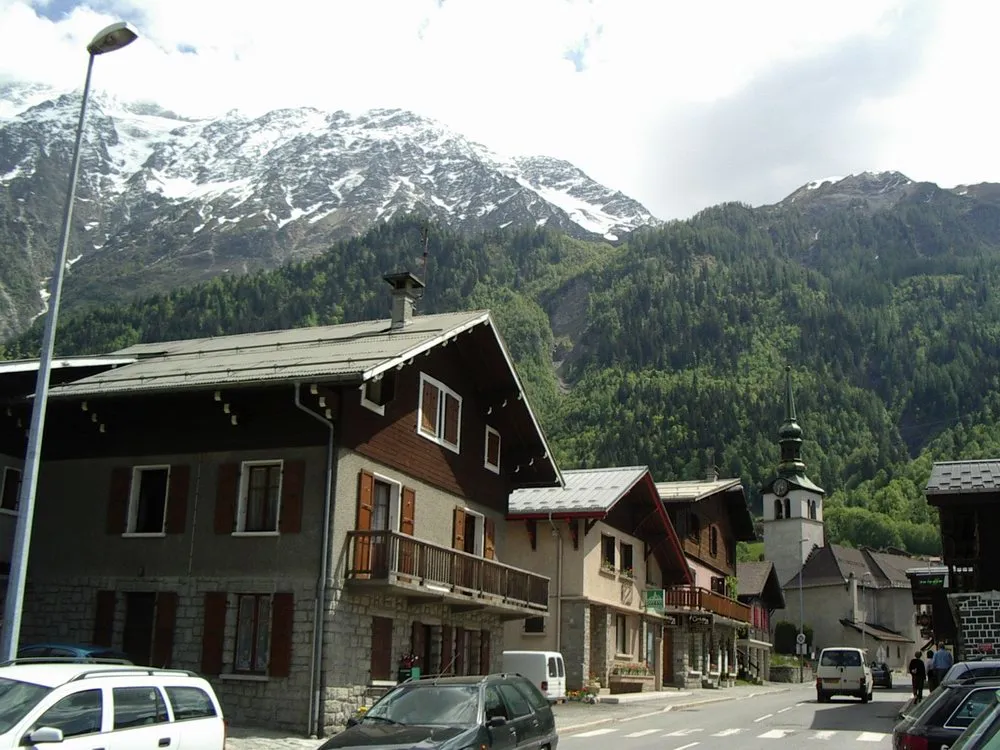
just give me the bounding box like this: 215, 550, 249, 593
762, 513, 825, 593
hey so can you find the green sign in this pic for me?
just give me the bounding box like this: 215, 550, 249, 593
644, 589, 665, 612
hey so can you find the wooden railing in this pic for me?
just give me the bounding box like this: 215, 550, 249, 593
663, 585, 751, 623
346, 530, 549, 611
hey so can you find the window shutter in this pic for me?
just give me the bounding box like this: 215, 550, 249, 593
400, 487, 415, 535
484, 518, 496, 560
92, 590, 116, 647
354, 470, 375, 574
479, 630, 491, 674
151, 592, 178, 668
106, 467, 130, 535
371, 616, 393, 681
443, 394, 460, 445
200, 592, 227, 675
452, 507, 466, 550
279, 460, 306, 534
454, 627, 466, 675
214, 463, 239, 535
411, 620, 426, 664
420, 380, 439, 434
439, 624, 453, 674
165, 465, 190, 534
269, 592, 294, 678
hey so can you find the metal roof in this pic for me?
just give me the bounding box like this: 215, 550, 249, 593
508, 466, 649, 516
46, 310, 489, 399
0, 356, 137, 374
926, 460, 1000, 495
655, 477, 743, 503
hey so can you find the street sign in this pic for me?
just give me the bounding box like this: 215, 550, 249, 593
643, 589, 665, 613
796, 633, 806, 645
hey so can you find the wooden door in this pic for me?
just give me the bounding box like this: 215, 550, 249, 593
662, 628, 674, 685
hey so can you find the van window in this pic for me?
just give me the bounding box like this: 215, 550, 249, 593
165, 687, 217, 720
557, 657, 565, 678
547, 657, 557, 678
113, 687, 169, 730
820, 650, 861, 668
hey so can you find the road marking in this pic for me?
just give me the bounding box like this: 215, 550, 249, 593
712, 728, 744, 737
574, 728, 618, 737
812, 730, 837, 740
758, 729, 793, 739
796, 702, 806, 707
663, 728, 703, 736
857, 732, 888, 742
754, 713, 774, 722
777, 706, 793, 713
674, 744, 700, 750
624, 729, 659, 738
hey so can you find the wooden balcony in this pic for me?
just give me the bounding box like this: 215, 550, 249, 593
346, 530, 549, 619
663, 585, 751, 624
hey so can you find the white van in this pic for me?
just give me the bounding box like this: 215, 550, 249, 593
502, 650, 566, 702
815, 647, 874, 703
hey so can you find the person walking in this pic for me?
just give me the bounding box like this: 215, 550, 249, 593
931, 643, 954, 688
909, 650, 927, 703
925, 650, 937, 691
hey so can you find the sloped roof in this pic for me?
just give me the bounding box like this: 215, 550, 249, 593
865, 550, 916, 589
737, 561, 786, 610
508, 467, 648, 516
840, 619, 913, 644
784, 544, 917, 590
926, 460, 1000, 495
656, 477, 742, 502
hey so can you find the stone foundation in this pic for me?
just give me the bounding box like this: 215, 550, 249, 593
950, 591, 1000, 660
560, 600, 591, 690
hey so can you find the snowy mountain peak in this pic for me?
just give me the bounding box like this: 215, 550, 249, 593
781, 170, 916, 209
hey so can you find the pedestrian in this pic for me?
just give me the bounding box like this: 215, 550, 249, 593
931, 643, 954, 688
909, 650, 926, 703
925, 650, 937, 691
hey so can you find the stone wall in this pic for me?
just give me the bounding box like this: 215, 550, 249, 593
769, 664, 814, 683
950, 591, 1000, 660
589, 605, 611, 686
560, 600, 591, 690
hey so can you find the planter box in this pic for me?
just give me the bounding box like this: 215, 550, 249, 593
609, 674, 655, 694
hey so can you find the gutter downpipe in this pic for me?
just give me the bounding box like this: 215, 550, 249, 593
547, 512, 563, 652
294, 383, 337, 739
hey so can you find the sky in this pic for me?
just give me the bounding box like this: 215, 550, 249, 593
0, 0, 997, 220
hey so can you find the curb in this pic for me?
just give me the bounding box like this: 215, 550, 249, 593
556, 686, 796, 736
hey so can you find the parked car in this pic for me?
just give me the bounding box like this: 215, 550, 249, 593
16, 643, 132, 663
0, 660, 226, 749
872, 662, 893, 689
947, 688, 1000, 750
502, 651, 567, 702
328, 673, 559, 750
892, 675, 1000, 750
898, 661, 1000, 720
816, 647, 874, 703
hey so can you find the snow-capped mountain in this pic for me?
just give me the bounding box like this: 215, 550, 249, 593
0, 81, 659, 337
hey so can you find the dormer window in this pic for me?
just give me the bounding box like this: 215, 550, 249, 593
418, 373, 462, 453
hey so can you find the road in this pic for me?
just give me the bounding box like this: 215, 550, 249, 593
561, 683, 910, 750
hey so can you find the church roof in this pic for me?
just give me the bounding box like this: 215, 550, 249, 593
781, 544, 917, 590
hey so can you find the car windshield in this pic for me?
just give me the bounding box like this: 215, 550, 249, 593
821, 650, 862, 667
363, 685, 479, 726
950, 692, 1000, 749
0, 677, 52, 734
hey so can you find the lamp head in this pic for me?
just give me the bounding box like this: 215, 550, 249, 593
87, 21, 139, 55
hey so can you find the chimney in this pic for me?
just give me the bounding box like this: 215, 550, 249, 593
383, 271, 425, 330
705, 465, 719, 482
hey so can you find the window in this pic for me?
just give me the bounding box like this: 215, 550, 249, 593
783, 497, 791, 519
688, 513, 701, 541
615, 614, 628, 655
165, 687, 217, 721
946, 688, 998, 730
34, 689, 102, 738
774, 499, 783, 520
484, 426, 501, 474
234, 594, 271, 674
620, 542, 634, 576
462, 508, 485, 556
709, 526, 719, 557
237, 461, 282, 533
418, 373, 462, 453
372, 479, 394, 531
512, 678, 550, 711
524, 617, 545, 634
127, 466, 170, 535
497, 683, 531, 718
601, 534, 616, 571
809, 500, 817, 520
361, 371, 396, 415
0, 468, 20, 513
484, 686, 508, 720
112, 686, 168, 730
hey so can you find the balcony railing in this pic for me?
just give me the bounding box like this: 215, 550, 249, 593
346, 530, 549, 612
663, 585, 751, 623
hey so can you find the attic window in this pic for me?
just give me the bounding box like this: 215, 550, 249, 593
418, 373, 462, 453
361, 371, 396, 415
484, 426, 501, 474
687, 512, 701, 542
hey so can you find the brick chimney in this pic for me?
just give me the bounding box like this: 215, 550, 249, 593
383, 271, 425, 330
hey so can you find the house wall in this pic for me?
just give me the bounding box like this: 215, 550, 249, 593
687, 558, 722, 591
667, 496, 737, 578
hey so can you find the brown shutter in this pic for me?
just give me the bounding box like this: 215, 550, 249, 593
452, 507, 466, 550
279, 460, 306, 534
269, 592, 294, 678
479, 630, 492, 674
411, 620, 426, 666
454, 627, 466, 675
484, 518, 496, 560
439, 624, 453, 674
106, 467, 131, 535
201, 592, 227, 675
354, 470, 375, 574
151, 592, 178, 668
443, 394, 460, 445
92, 590, 116, 647
400, 487, 415, 535
421, 380, 439, 434
214, 463, 239, 534
165, 465, 190, 534
371, 616, 393, 680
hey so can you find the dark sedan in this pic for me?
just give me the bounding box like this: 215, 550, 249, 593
872, 662, 893, 689
893, 677, 1000, 750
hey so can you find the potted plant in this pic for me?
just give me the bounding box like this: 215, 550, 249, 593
398, 653, 420, 682
620, 567, 634, 580
600, 560, 616, 574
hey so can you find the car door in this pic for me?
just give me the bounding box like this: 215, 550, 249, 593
22, 686, 107, 749
484, 685, 517, 750
509, 677, 556, 742
938, 687, 1000, 747
497, 681, 541, 750
106, 685, 179, 750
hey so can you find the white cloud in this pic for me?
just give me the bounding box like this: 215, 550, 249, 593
0, 0, 996, 219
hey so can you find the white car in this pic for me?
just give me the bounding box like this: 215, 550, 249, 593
0, 660, 226, 749
815, 647, 874, 703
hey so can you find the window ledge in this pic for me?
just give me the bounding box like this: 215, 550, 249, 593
231, 531, 280, 538
0, 508, 17, 518
598, 568, 617, 579
369, 680, 397, 687
522, 632, 547, 637
122, 532, 166, 538
220, 673, 270, 683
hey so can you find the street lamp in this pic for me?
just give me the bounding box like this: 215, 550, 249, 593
798, 537, 809, 683
860, 572, 873, 659
0, 21, 139, 661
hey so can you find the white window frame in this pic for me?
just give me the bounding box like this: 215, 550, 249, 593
371, 473, 402, 531
523, 616, 546, 635
0, 466, 21, 516
462, 507, 486, 557
483, 425, 501, 474
943, 687, 996, 730
417, 373, 462, 454
615, 613, 629, 656
124, 464, 171, 537
235, 459, 284, 537
360, 379, 387, 416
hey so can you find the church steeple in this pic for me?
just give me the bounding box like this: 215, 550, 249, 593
777, 365, 807, 476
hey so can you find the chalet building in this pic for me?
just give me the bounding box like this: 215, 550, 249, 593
921, 460, 1000, 659
735, 560, 785, 681
0, 273, 561, 735
655, 471, 756, 688
503, 466, 692, 692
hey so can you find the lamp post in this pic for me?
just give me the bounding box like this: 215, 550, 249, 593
0, 21, 139, 661
798, 537, 809, 683
860, 572, 873, 660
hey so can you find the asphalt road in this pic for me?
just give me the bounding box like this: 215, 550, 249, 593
560, 682, 910, 750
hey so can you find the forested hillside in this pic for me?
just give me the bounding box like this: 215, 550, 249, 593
10, 182, 1000, 555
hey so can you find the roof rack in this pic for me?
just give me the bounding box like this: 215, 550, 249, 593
0, 657, 133, 667
951, 673, 1000, 685
68, 667, 200, 682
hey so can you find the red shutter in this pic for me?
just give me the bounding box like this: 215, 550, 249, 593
269, 592, 294, 678
92, 591, 116, 647
151, 592, 178, 668
484, 518, 496, 560
201, 592, 227, 675
420, 380, 439, 434
400, 487, 415, 535
440, 624, 453, 674
452, 507, 466, 550
371, 616, 393, 680
106, 468, 130, 535
214, 463, 238, 535
279, 460, 305, 534
443, 394, 460, 445
165, 465, 190, 534
479, 630, 492, 674
354, 471, 375, 575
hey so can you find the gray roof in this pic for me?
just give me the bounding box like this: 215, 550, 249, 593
783, 544, 917, 590
46, 310, 489, 399
737, 561, 786, 609
0, 356, 137, 374
926, 460, 1000, 495
508, 466, 649, 516
655, 477, 743, 503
